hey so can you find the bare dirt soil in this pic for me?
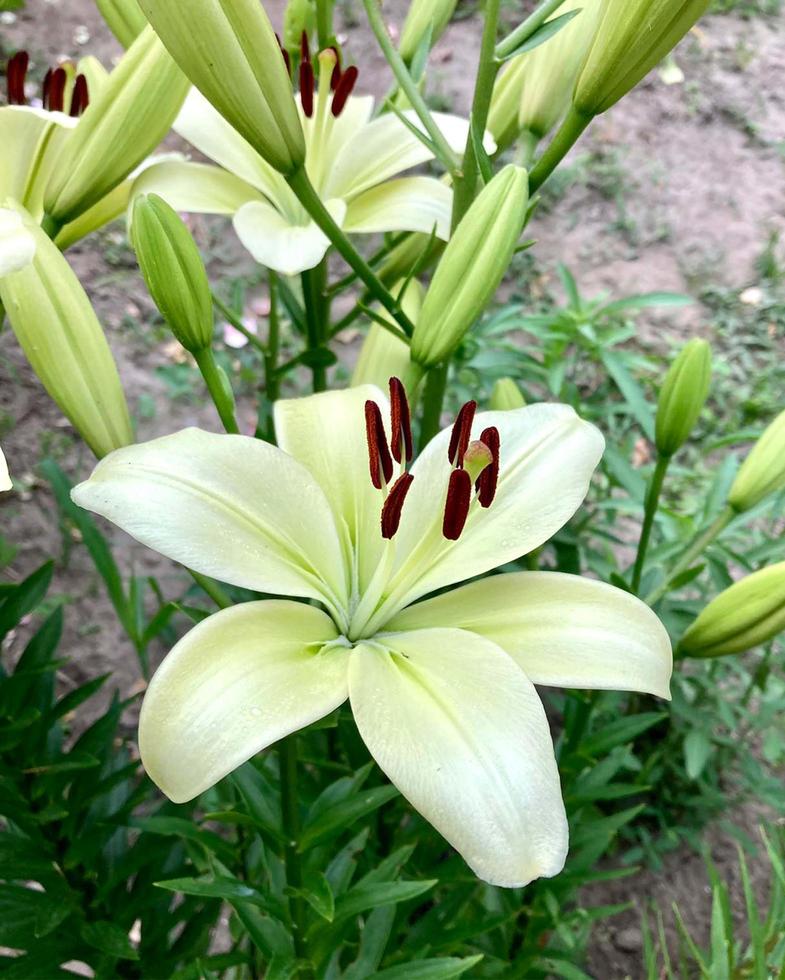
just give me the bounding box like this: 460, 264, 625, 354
1, 1, 784, 976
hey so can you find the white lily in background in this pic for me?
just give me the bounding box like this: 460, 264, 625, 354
131, 47, 486, 276
72, 383, 671, 886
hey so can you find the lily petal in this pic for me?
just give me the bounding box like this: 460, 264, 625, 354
234, 198, 347, 275
378, 404, 604, 621
0, 209, 36, 276
274, 385, 390, 594
349, 628, 568, 887
387, 572, 673, 699
0, 106, 73, 218
174, 87, 293, 212
140, 600, 349, 802
344, 177, 452, 241
72, 427, 349, 616
130, 159, 263, 215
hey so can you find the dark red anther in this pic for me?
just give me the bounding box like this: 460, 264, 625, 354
331, 65, 358, 116
448, 400, 477, 466
299, 59, 314, 117
328, 46, 342, 90
42, 68, 52, 109
365, 400, 394, 489
300, 30, 310, 63
69, 74, 89, 116
7, 51, 29, 105
443, 468, 472, 541
389, 377, 413, 464
381, 472, 414, 539
47, 66, 67, 112
475, 426, 500, 508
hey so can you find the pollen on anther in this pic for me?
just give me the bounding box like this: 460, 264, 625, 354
299, 59, 315, 117
365, 400, 394, 489
46, 66, 67, 113
331, 65, 358, 116
476, 426, 500, 507
69, 74, 89, 117
389, 377, 413, 464
443, 468, 472, 540
448, 400, 477, 466
381, 472, 414, 539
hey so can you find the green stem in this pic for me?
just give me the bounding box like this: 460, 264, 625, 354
41, 212, 63, 241
517, 128, 540, 168
262, 272, 282, 442
286, 168, 415, 337
301, 260, 328, 392
188, 569, 232, 609
316, 0, 332, 48
495, 0, 568, 59
361, 0, 461, 178
631, 454, 670, 595
645, 506, 735, 606
528, 105, 592, 194
193, 347, 240, 434
212, 293, 268, 357
451, 0, 502, 227
279, 735, 309, 966
418, 362, 448, 451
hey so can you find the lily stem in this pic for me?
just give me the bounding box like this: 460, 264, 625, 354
279, 735, 309, 967
193, 347, 240, 434
212, 292, 269, 358
418, 361, 448, 451
41, 212, 63, 241
301, 260, 329, 392
631, 454, 670, 595
645, 506, 735, 606
528, 105, 592, 194
361, 0, 461, 179
286, 167, 415, 337
495, 0, 568, 60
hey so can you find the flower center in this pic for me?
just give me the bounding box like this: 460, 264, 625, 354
364, 378, 500, 541
6, 51, 90, 116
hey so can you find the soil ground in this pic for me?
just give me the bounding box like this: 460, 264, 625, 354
1, 1, 784, 976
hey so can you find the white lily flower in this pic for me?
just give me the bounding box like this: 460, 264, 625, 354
72, 383, 671, 887
0, 207, 36, 276
131, 45, 488, 276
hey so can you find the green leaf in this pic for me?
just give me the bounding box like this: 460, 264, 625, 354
598, 292, 692, 315
131, 816, 236, 862
0, 835, 57, 881
497, 9, 580, 61
371, 955, 483, 978
580, 713, 667, 757
334, 880, 436, 922
299, 784, 399, 852
600, 349, 655, 441
289, 871, 334, 922
0, 562, 53, 642
80, 920, 139, 960
156, 875, 274, 911
683, 729, 713, 780
469, 113, 493, 185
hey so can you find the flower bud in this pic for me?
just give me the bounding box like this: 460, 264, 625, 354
139, 0, 305, 176
352, 280, 423, 396
728, 409, 785, 512
44, 26, 190, 226
654, 338, 711, 457
679, 563, 785, 659
489, 377, 525, 411
487, 56, 528, 150
399, 0, 458, 62
0, 207, 133, 458
0, 208, 36, 276
574, 0, 710, 116
131, 194, 214, 354
376, 233, 444, 289
411, 165, 528, 367
95, 0, 147, 47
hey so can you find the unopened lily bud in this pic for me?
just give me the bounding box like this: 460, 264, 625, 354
0, 208, 36, 276
411, 165, 528, 367
490, 377, 526, 411
139, 0, 305, 176
728, 409, 785, 512
131, 195, 214, 354
399, 0, 458, 62
352, 279, 423, 396
679, 563, 785, 659
488, 56, 528, 149
377, 233, 444, 289
95, 0, 147, 47
0, 208, 133, 458
655, 338, 711, 457
574, 0, 710, 116
44, 26, 189, 226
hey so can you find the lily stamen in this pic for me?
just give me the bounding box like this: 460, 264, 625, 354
299, 59, 315, 118
69, 74, 90, 117
389, 377, 413, 464
44, 67, 67, 113
7, 51, 29, 105
331, 66, 358, 117
448, 399, 477, 466
382, 472, 415, 539
328, 47, 342, 91
443, 468, 472, 540
476, 426, 500, 507
365, 399, 394, 489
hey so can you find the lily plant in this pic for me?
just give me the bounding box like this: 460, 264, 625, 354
131, 41, 481, 276
73, 382, 671, 887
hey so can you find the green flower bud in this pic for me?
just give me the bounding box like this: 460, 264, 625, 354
728, 409, 785, 512
0, 207, 133, 458
679, 563, 785, 659
44, 26, 190, 226
283, 0, 316, 53
654, 338, 711, 457
352, 279, 424, 396
131, 194, 214, 354
139, 0, 306, 176
574, 0, 710, 116
490, 377, 526, 411
376, 233, 444, 289
487, 56, 528, 150
411, 165, 528, 367
399, 0, 458, 62
95, 0, 147, 47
